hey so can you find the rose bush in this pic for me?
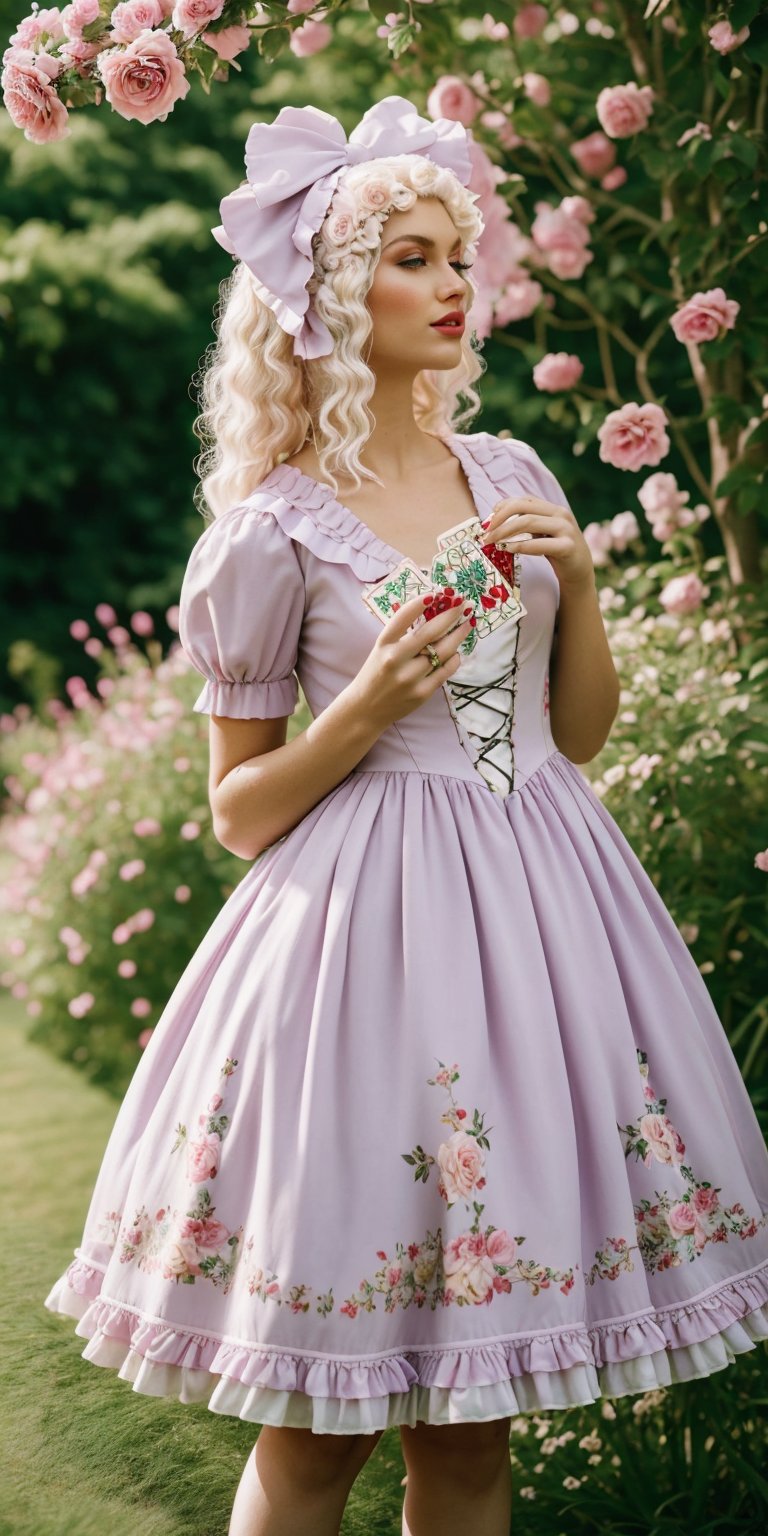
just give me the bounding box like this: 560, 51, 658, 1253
0, 604, 309, 1096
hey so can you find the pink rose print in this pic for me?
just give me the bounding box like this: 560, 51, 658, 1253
114, 1054, 242, 1289
437, 1130, 486, 1204
186, 1133, 221, 1182
638, 1112, 686, 1167
335, 1059, 576, 1317
613, 1047, 767, 1275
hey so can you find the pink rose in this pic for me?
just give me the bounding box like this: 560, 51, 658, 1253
513, 4, 548, 39
358, 178, 393, 212
11, 8, 67, 47
596, 82, 655, 139
597, 401, 670, 470
289, 19, 332, 56
427, 74, 481, 127
443, 1232, 496, 1303
570, 131, 616, 178
531, 204, 593, 280
1, 49, 70, 143
583, 522, 614, 566
659, 572, 706, 616
97, 29, 190, 123
533, 352, 584, 392
171, 0, 224, 39
601, 166, 627, 191
494, 278, 542, 325
110, 0, 164, 44
667, 1201, 697, 1238
162, 1233, 202, 1278
64, 0, 101, 31
186, 1132, 221, 1183
708, 21, 749, 54
692, 1186, 720, 1215
179, 1215, 229, 1249
670, 287, 740, 344
522, 72, 550, 108
486, 1227, 517, 1266
325, 208, 356, 246
639, 1113, 686, 1164
201, 23, 251, 60
287, 0, 316, 10
755, 850, 768, 872
437, 1130, 485, 1203
610, 510, 640, 550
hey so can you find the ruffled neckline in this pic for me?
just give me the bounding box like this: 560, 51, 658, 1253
259, 432, 508, 578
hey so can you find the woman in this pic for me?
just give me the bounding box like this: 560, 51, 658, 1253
44, 97, 768, 1536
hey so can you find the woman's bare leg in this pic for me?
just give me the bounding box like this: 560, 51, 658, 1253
228, 1424, 384, 1536
399, 1418, 513, 1536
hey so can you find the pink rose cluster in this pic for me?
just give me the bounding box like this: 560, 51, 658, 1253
530, 194, 596, 281
581, 511, 641, 568
1, 0, 254, 141
637, 472, 710, 543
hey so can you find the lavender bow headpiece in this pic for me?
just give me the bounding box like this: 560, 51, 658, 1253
212, 94, 475, 361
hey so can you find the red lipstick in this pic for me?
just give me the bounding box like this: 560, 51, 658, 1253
430, 310, 465, 336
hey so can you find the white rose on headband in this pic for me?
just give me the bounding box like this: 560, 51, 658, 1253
407, 157, 440, 190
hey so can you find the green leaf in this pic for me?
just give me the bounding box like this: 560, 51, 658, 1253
730, 0, 759, 28
387, 21, 419, 58
737, 482, 764, 514
728, 135, 759, 170
715, 463, 753, 496
258, 25, 290, 61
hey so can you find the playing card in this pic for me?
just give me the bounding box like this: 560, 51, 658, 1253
432, 539, 525, 641
436, 514, 486, 553
360, 559, 434, 624
361, 537, 526, 658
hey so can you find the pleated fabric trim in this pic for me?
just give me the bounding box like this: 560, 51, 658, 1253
254, 432, 525, 584
44, 1253, 768, 1434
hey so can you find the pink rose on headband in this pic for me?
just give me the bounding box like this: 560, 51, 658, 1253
670, 287, 740, 344
427, 74, 481, 126
596, 82, 654, 139
171, 0, 225, 39
597, 401, 670, 470
1, 49, 70, 144
109, 0, 164, 44
97, 29, 190, 123
201, 24, 251, 60
358, 178, 393, 212
324, 190, 359, 246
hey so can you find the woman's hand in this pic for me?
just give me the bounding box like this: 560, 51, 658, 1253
481, 493, 594, 593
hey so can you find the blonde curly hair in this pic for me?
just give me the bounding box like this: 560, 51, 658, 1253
191, 153, 486, 522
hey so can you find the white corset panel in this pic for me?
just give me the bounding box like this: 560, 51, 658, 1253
419, 551, 559, 797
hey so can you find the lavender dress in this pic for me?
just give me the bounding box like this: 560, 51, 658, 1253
44, 431, 768, 1433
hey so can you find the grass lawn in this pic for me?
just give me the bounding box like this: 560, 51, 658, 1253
0, 996, 409, 1536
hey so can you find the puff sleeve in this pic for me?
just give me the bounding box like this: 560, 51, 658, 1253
178, 505, 305, 719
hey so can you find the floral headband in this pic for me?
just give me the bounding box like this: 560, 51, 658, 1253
212, 94, 476, 360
